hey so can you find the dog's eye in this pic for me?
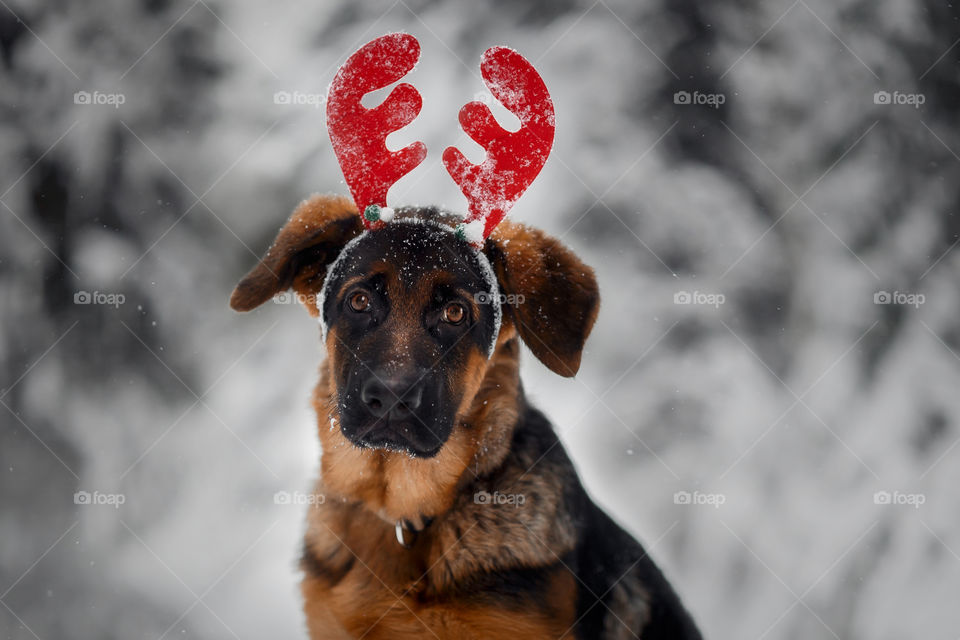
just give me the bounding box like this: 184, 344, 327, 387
441, 302, 466, 325
348, 291, 370, 312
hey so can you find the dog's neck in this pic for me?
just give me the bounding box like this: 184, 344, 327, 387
311, 324, 523, 526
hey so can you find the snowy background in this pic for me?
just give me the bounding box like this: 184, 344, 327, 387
2, 1, 959, 638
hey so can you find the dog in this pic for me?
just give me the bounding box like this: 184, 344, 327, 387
230, 194, 702, 639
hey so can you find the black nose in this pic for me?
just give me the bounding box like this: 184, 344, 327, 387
360, 375, 424, 419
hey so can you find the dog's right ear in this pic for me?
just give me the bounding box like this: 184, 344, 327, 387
484, 221, 600, 378
229, 194, 363, 317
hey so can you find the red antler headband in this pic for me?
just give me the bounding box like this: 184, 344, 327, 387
326, 33, 427, 229
326, 33, 555, 246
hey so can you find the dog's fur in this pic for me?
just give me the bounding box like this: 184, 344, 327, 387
231, 194, 701, 639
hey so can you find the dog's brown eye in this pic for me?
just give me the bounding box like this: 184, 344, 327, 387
349, 291, 370, 312
442, 302, 465, 325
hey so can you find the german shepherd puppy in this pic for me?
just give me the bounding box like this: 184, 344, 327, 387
231, 194, 701, 639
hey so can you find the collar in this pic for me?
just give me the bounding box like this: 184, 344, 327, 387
395, 516, 434, 548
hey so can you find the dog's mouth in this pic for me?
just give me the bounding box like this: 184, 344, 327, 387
347, 417, 445, 458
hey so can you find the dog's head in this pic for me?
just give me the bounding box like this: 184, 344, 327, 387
231, 195, 599, 459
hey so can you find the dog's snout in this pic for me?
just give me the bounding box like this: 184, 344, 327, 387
346, 369, 443, 456
360, 375, 424, 419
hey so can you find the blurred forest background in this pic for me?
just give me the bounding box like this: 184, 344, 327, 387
2, 1, 959, 638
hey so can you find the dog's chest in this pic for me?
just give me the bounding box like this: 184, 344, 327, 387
301, 526, 578, 639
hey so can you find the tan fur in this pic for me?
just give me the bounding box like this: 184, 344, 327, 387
486, 221, 600, 377
230, 194, 606, 639
230, 194, 362, 316
314, 322, 519, 526
302, 323, 579, 639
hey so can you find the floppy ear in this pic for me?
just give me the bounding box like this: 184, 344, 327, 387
484, 221, 600, 377
230, 194, 363, 317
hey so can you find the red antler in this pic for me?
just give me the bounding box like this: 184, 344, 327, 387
326, 33, 427, 229
442, 47, 555, 245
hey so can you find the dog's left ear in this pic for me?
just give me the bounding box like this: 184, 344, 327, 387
485, 222, 600, 377
230, 194, 363, 317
